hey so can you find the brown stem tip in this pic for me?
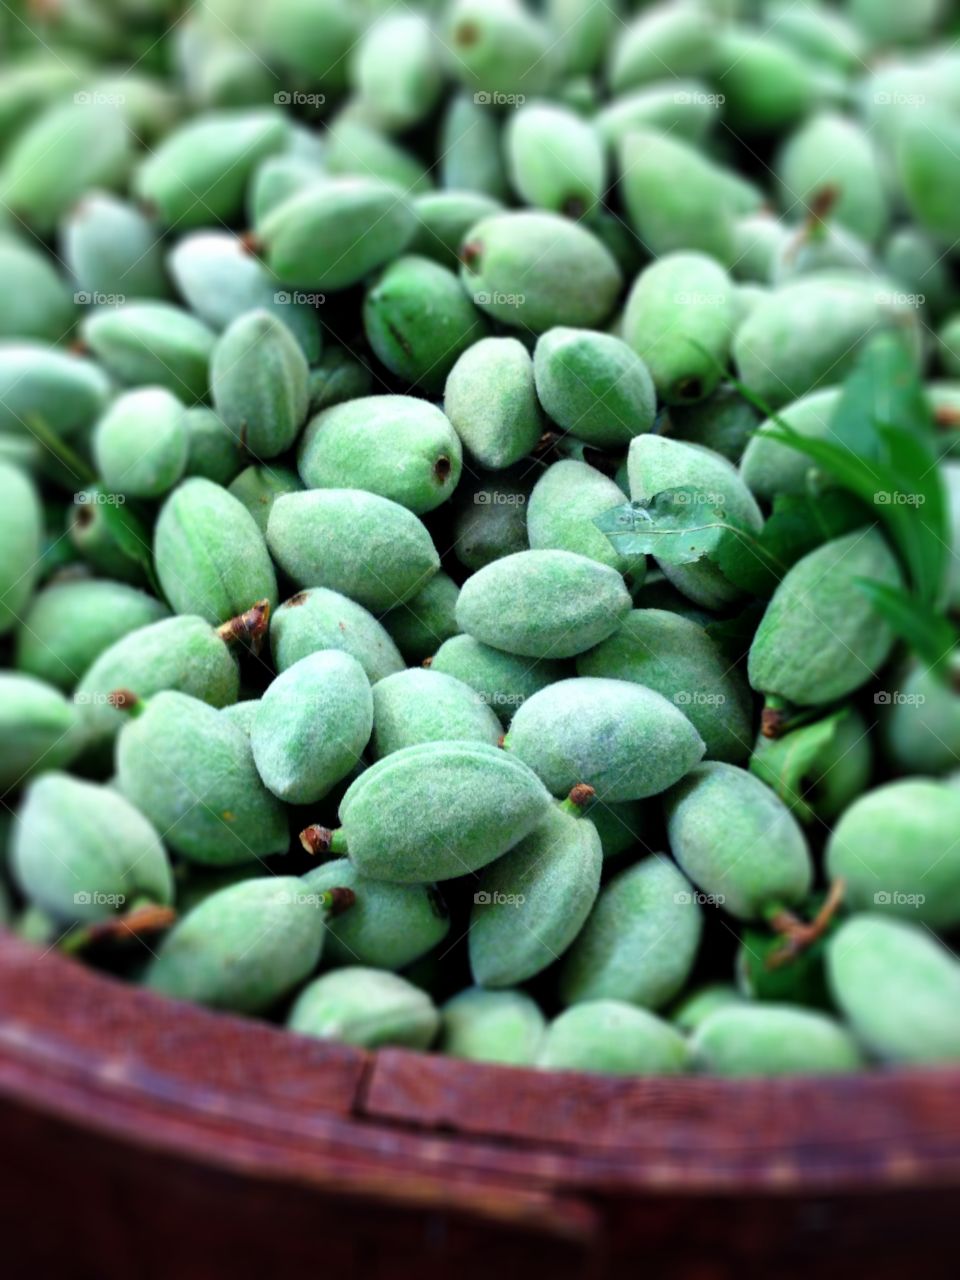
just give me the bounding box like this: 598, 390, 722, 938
239, 230, 263, 256
217, 599, 271, 646
300, 824, 334, 855
766, 879, 846, 969
568, 783, 596, 809
85, 904, 177, 946
326, 887, 356, 917
761, 706, 786, 739
108, 688, 140, 713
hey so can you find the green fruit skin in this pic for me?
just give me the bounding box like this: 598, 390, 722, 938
351, 12, 443, 131
267, 489, 439, 612
578, 609, 754, 764
459, 211, 622, 333
827, 916, 960, 1065
298, 395, 462, 515
560, 856, 703, 1010
444, 337, 543, 470
12, 772, 173, 924
0, 343, 111, 440
308, 349, 373, 413
533, 327, 656, 449
323, 120, 431, 195
363, 256, 488, 394
339, 742, 552, 882
93, 387, 189, 499
505, 676, 706, 802
691, 1004, 862, 1076
898, 112, 960, 244
453, 467, 534, 571
539, 1000, 690, 1075
271, 586, 404, 685
227, 464, 301, 533
0, 101, 131, 233
628, 435, 764, 611
15, 579, 169, 692
0, 673, 82, 793
116, 690, 288, 866
596, 81, 715, 151
431, 634, 570, 726
75, 615, 240, 764
505, 103, 605, 216
618, 130, 737, 264
410, 191, 503, 270
134, 110, 289, 228
581, 797, 646, 860
0, 238, 74, 342
147, 877, 326, 1013
154, 477, 278, 625
470, 801, 603, 987
739, 387, 842, 500
456, 550, 632, 660
622, 252, 737, 404
371, 668, 501, 760
443, 0, 556, 98
881, 661, 960, 774
748, 529, 902, 706
527, 460, 646, 581
439, 94, 509, 199
733, 276, 921, 409
302, 858, 449, 971
210, 310, 309, 458
82, 303, 216, 404
440, 987, 546, 1066
253, 0, 360, 90
939, 314, 960, 378
826, 779, 960, 929
62, 193, 171, 301
68, 492, 149, 587
287, 967, 439, 1049
666, 761, 814, 920
168, 232, 321, 360
382, 572, 460, 664
251, 651, 372, 804
257, 178, 417, 290
714, 31, 819, 134
671, 984, 744, 1033
609, 6, 716, 93
183, 407, 244, 486
0, 462, 42, 635
776, 111, 889, 245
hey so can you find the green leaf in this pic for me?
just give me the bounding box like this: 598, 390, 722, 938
593, 488, 733, 565
716, 490, 868, 597
828, 331, 932, 458
854, 580, 957, 680
97, 496, 162, 597
749, 711, 847, 824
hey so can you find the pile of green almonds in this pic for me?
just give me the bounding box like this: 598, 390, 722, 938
2, 0, 960, 1078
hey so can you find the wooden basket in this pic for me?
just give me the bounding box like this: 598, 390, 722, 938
1, 930, 957, 1279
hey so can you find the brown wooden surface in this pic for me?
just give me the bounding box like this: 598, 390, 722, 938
1, 931, 958, 1278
